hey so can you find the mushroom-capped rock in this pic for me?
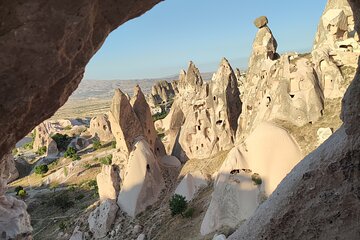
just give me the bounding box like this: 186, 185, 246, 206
248, 19, 278, 71
109, 89, 143, 156
201, 122, 302, 235
254, 16, 268, 28
174, 171, 209, 201
178, 58, 242, 160
89, 114, 113, 142
117, 139, 164, 217
88, 199, 118, 239
97, 165, 121, 201
131, 85, 158, 153
0, 0, 161, 160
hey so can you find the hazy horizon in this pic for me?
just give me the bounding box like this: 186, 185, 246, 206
84, 0, 325, 80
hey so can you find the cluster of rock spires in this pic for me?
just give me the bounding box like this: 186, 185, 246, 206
0, 0, 360, 239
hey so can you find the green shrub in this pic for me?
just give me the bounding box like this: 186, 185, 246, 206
18, 189, 27, 199
251, 173, 262, 185
12, 148, 18, 155
92, 139, 102, 150
87, 180, 98, 192
51, 133, 72, 151
169, 194, 188, 216
23, 141, 34, 150
59, 221, 67, 230
83, 163, 92, 169
36, 146, 47, 155
99, 155, 112, 165
64, 147, 80, 161
152, 111, 169, 122
63, 166, 68, 177
64, 125, 72, 130
34, 164, 49, 175
111, 141, 116, 149
15, 186, 23, 195
53, 194, 74, 210
184, 207, 195, 218
75, 194, 85, 201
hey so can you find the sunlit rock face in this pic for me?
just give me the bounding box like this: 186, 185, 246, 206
166, 59, 242, 161
201, 123, 302, 235
117, 139, 164, 217
0, 0, 162, 161
237, 18, 325, 141
89, 114, 114, 142
228, 1, 360, 239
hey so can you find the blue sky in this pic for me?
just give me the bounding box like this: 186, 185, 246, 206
84, 0, 327, 80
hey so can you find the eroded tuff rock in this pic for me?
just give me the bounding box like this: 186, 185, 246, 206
149, 80, 176, 106
109, 89, 143, 158
0, 153, 32, 239
89, 114, 113, 142
0, 0, 162, 160
174, 171, 209, 201
117, 139, 164, 217
131, 85, 159, 154
88, 199, 118, 239
228, 1, 360, 239
166, 59, 242, 161
97, 164, 120, 201
201, 123, 302, 235
254, 16, 268, 28
237, 19, 325, 140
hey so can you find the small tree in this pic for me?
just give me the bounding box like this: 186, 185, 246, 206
92, 139, 102, 150
18, 189, 27, 199
169, 194, 188, 216
251, 173, 262, 185
36, 146, 47, 155
15, 186, 23, 195
34, 164, 49, 175
64, 147, 80, 161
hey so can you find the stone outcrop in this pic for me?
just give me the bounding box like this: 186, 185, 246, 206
0, 152, 32, 239
149, 80, 176, 106
88, 199, 118, 239
117, 139, 164, 217
227, 1, 360, 239
0, 0, 162, 160
0, 153, 19, 183
317, 127, 333, 145
201, 123, 302, 235
174, 171, 208, 201
254, 16, 268, 28
167, 59, 242, 161
109, 89, 143, 157
97, 165, 120, 201
131, 85, 158, 153
89, 114, 113, 142
237, 19, 325, 140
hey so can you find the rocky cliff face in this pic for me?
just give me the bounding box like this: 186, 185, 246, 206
0, 0, 162, 161
164, 59, 242, 161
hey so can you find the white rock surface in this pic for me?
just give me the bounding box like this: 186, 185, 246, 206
201, 122, 302, 235
174, 171, 208, 201
97, 164, 120, 201
317, 127, 333, 144
213, 234, 227, 240
117, 140, 164, 217
69, 226, 83, 240
88, 199, 118, 239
